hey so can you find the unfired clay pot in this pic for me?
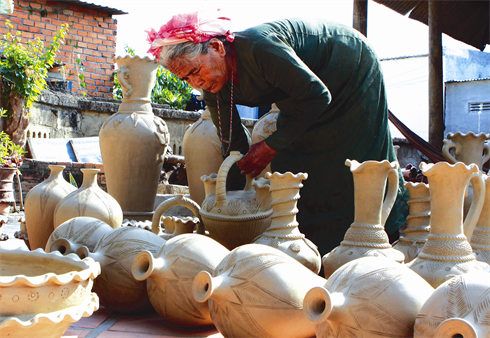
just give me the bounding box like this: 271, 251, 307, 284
99, 55, 169, 221
53, 169, 123, 229
132, 234, 229, 327
192, 243, 325, 338
250, 105, 279, 178
322, 159, 404, 278
0, 167, 16, 215
303, 256, 434, 338
199, 151, 272, 250
0, 248, 100, 338
392, 181, 431, 263
414, 272, 490, 338
45, 216, 113, 254
78, 226, 165, 313
24, 165, 77, 250
470, 174, 490, 264
406, 162, 489, 288
253, 172, 321, 274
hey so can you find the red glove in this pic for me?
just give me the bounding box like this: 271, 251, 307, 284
237, 140, 279, 178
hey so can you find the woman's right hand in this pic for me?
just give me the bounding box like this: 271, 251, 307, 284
237, 140, 278, 178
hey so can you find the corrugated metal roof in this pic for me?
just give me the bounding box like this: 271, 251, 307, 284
446, 77, 490, 83
55, 0, 127, 15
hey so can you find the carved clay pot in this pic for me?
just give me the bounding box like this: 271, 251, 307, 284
24, 165, 77, 250
251, 105, 279, 178
192, 243, 325, 338
406, 162, 489, 288
470, 174, 490, 264
53, 169, 122, 229
78, 226, 165, 313
303, 256, 434, 338
414, 272, 490, 338
183, 108, 223, 207
0, 167, 16, 215
253, 172, 321, 274
199, 151, 272, 250
45, 217, 113, 254
151, 194, 202, 240
0, 248, 100, 338
392, 181, 431, 262
99, 56, 169, 221
132, 234, 229, 327
322, 159, 404, 278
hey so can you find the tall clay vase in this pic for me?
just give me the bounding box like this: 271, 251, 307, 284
99, 56, 169, 221
250, 105, 279, 178
24, 165, 77, 250
406, 162, 489, 288
78, 226, 166, 314
53, 169, 123, 229
414, 272, 490, 338
0, 167, 17, 215
192, 244, 326, 338
470, 174, 490, 263
253, 172, 321, 274
322, 159, 405, 278
132, 234, 229, 327
303, 257, 434, 338
392, 181, 431, 263
183, 108, 223, 207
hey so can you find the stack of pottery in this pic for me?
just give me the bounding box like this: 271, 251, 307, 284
24, 165, 77, 250
132, 234, 229, 327
469, 174, 490, 263
199, 151, 272, 250
0, 248, 100, 338
322, 159, 404, 278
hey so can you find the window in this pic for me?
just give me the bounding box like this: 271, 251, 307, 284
469, 102, 490, 113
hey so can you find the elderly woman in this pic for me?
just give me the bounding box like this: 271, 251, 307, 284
147, 11, 409, 257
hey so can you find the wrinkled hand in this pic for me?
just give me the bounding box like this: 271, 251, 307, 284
237, 140, 279, 178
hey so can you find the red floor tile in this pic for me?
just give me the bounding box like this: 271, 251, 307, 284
62, 328, 91, 337
69, 307, 112, 329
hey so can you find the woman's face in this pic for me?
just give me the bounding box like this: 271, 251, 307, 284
167, 39, 230, 93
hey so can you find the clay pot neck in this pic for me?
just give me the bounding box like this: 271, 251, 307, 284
80, 169, 100, 189
48, 165, 65, 179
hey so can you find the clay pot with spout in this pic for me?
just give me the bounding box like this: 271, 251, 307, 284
199, 151, 272, 250
470, 174, 490, 264
322, 159, 405, 278
192, 243, 326, 338
406, 162, 489, 288
132, 234, 229, 327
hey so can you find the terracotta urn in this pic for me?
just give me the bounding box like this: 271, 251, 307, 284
406, 162, 489, 288
99, 55, 169, 222
132, 234, 229, 327
322, 159, 405, 278
53, 168, 123, 229
0, 248, 100, 338
151, 194, 203, 240
0, 167, 16, 215
392, 181, 431, 262
470, 174, 490, 264
78, 226, 165, 313
45, 216, 113, 254
199, 151, 272, 250
192, 243, 326, 338
24, 165, 77, 250
303, 257, 434, 338
253, 172, 321, 274
250, 105, 279, 178
183, 108, 223, 207
414, 272, 490, 338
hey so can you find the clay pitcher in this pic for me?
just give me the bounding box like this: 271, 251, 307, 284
132, 234, 229, 327
322, 159, 404, 278
253, 172, 321, 274
99, 56, 169, 221
199, 151, 272, 250
192, 244, 326, 338
250, 104, 279, 178
24, 165, 77, 250
392, 181, 431, 262
406, 162, 489, 288
470, 174, 490, 263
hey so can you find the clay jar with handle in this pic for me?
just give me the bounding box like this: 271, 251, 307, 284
99, 56, 169, 221
132, 234, 229, 327
322, 159, 405, 278
24, 165, 77, 250
78, 226, 165, 314
414, 271, 490, 338
192, 243, 326, 338
199, 151, 272, 250
469, 174, 490, 263
53, 169, 123, 229
303, 256, 434, 338
406, 162, 489, 288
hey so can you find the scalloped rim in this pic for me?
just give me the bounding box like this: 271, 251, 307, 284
0, 293, 99, 329
420, 161, 480, 173
403, 181, 429, 189
264, 171, 308, 180
0, 248, 100, 287
115, 55, 156, 62
446, 131, 490, 139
